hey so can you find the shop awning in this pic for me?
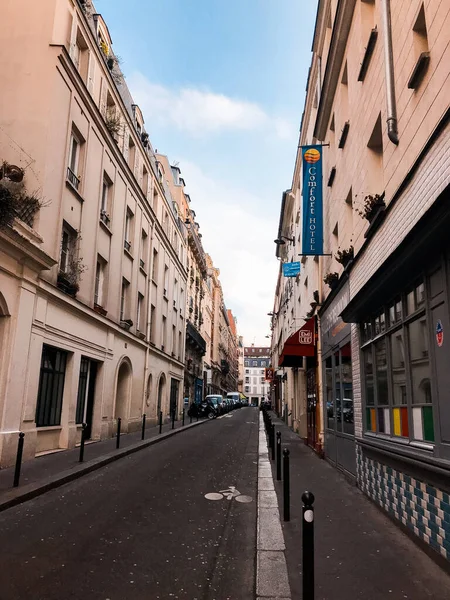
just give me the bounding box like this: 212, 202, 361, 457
278, 317, 316, 367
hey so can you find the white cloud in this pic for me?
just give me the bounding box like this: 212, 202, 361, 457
128, 72, 294, 140
177, 160, 279, 345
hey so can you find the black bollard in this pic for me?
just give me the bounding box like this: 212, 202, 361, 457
302, 491, 315, 600
13, 432, 25, 487
159, 410, 163, 434
283, 449, 290, 521
276, 431, 282, 480
141, 413, 146, 440
79, 423, 87, 463
116, 417, 122, 449
182, 408, 185, 426
172, 409, 175, 430
271, 424, 276, 461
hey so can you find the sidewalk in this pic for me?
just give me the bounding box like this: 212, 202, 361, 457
266, 412, 450, 600
0, 415, 206, 512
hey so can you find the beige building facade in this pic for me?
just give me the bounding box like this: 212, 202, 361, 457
0, 0, 188, 466
271, 0, 450, 562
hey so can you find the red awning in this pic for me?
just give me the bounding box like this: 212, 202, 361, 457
278, 317, 316, 367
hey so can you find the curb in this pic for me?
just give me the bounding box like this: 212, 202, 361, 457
0, 419, 207, 513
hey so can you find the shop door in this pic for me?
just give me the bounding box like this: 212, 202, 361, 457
170, 378, 179, 419
76, 358, 97, 439
306, 368, 317, 448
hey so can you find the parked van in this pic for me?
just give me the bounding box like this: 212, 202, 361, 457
226, 392, 240, 406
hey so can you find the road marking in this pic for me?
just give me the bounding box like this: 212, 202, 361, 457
205, 493, 223, 501
205, 486, 253, 503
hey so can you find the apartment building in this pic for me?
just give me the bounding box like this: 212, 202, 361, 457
0, 0, 187, 466
244, 346, 271, 406
271, 0, 450, 563
157, 155, 210, 403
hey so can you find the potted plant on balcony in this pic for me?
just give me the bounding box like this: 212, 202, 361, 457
120, 318, 133, 331
57, 258, 85, 297
357, 193, 385, 221
324, 272, 339, 290
335, 245, 354, 268
105, 108, 122, 138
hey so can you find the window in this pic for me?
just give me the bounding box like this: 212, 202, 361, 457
142, 165, 149, 196
59, 223, 77, 275
178, 331, 182, 358
140, 230, 148, 271
150, 304, 156, 342
152, 249, 158, 282
128, 137, 136, 172
252, 361, 257, 366
124, 208, 133, 252
120, 278, 129, 321
261, 361, 266, 367
362, 281, 434, 443
172, 325, 176, 354
76, 358, 97, 425
94, 257, 107, 307
325, 343, 354, 435
67, 129, 84, 191
408, 4, 430, 89
35, 345, 67, 427
162, 315, 167, 350
164, 265, 169, 297
245, 377, 250, 383
72, 28, 89, 81
245, 361, 249, 367
137, 293, 144, 332
100, 174, 112, 226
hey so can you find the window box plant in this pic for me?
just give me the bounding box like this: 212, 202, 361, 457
335, 245, 354, 268
324, 272, 339, 290
357, 193, 386, 222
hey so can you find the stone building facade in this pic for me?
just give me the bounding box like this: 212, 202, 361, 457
271, 0, 450, 563
0, 0, 188, 466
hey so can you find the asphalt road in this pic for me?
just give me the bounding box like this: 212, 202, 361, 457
0, 408, 259, 600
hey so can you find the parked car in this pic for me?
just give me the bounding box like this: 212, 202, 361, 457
226, 392, 241, 408
205, 394, 225, 414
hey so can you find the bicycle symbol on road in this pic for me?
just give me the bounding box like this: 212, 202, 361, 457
205, 486, 252, 503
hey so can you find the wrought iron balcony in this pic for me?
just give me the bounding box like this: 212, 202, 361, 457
186, 321, 206, 356
67, 167, 80, 190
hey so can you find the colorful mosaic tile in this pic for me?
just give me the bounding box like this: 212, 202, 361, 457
356, 445, 449, 562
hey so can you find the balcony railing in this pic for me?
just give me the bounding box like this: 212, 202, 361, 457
186, 321, 206, 356
67, 167, 80, 191
100, 210, 110, 227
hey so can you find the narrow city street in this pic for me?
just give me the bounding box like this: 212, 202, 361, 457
0, 409, 259, 600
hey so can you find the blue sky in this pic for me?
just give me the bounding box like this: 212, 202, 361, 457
95, 0, 318, 345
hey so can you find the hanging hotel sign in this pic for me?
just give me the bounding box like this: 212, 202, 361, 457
265, 368, 274, 381
282, 262, 301, 277
301, 145, 323, 255
436, 320, 444, 347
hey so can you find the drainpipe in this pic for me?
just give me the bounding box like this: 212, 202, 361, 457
381, 0, 399, 145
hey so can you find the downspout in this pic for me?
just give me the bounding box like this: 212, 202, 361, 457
381, 0, 399, 145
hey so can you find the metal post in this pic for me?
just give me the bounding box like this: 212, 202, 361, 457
159, 410, 163, 434
172, 409, 175, 430
283, 449, 290, 521
276, 431, 281, 480
141, 413, 146, 440
271, 424, 276, 461
182, 408, 185, 426
302, 491, 315, 600
116, 417, 121, 449
13, 432, 25, 488
79, 423, 87, 463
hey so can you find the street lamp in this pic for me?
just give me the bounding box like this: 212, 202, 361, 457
274, 236, 295, 246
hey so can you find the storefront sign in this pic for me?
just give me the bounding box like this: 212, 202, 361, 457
282, 261, 301, 277
301, 145, 323, 255
436, 319, 444, 347
265, 368, 274, 381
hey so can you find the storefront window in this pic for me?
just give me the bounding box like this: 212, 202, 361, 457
325, 356, 334, 429
324, 344, 353, 436
361, 279, 435, 443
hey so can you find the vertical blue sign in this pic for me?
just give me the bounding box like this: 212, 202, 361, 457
301, 145, 323, 255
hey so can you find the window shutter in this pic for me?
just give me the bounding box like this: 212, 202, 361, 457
99, 79, 107, 117
122, 127, 129, 161
87, 53, 96, 96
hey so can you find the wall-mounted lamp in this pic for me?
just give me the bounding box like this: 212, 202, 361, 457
274, 236, 295, 246
267, 312, 274, 316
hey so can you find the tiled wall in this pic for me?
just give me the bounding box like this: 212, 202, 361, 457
356, 445, 450, 561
